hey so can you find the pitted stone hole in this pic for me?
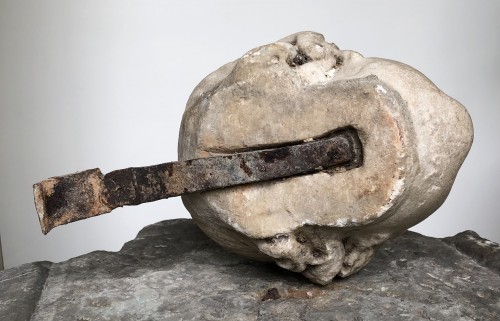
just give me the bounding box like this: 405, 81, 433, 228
296, 233, 307, 244
260, 287, 327, 301
261, 288, 281, 301
290, 50, 311, 66
312, 248, 324, 258
334, 54, 344, 68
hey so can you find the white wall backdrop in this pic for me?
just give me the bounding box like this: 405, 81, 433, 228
1, 0, 499, 269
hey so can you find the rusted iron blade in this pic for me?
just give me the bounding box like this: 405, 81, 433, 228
33, 129, 362, 234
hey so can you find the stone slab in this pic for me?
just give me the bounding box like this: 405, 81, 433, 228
0, 235, 4, 271
1, 219, 499, 321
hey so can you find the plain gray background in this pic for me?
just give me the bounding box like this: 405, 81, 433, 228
1, 0, 499, 269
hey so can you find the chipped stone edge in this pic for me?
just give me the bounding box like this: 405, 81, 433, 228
442, 230, 500, 275
0, 261, 52, 321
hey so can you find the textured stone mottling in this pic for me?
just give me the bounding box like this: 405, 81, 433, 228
178, 31, 474, 284
1, 219, 499, 321
443, 230, 500, 275
0, 261, 51, 321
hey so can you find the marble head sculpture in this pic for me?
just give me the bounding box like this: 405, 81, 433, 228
33, 31, 473, 285
178, 31, 473, 284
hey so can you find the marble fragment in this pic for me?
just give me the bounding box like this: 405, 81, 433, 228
178, 31, 473, 284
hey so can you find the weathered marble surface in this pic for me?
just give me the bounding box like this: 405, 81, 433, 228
1, 219, 499, 321
179, 31, 474, 284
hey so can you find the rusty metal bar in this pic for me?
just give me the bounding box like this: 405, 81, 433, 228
33, 128, 362, 234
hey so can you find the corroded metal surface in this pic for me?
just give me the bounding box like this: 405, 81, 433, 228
33, 129, 362, 234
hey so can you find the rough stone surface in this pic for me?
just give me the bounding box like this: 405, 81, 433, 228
443, 230, 500, 275
0, 235, 4, 270
0, 261, 51, 321
178, 31, 474, 284
1, 219, 499, 321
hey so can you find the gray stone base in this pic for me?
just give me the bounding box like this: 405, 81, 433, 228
1, 219, 499, 321
0, 235, 4, 271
